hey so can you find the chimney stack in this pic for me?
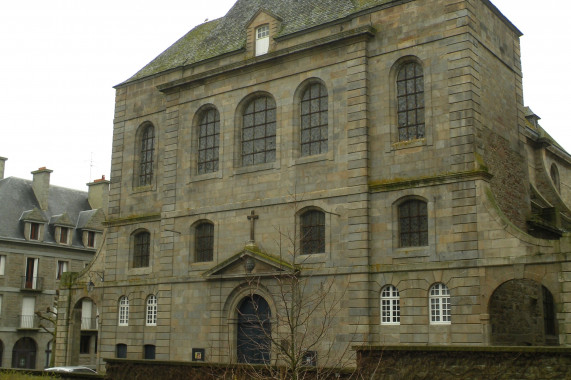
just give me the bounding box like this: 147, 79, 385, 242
87, 175, 110, 212
0, 157, 6, 179
31, 167, 53, 210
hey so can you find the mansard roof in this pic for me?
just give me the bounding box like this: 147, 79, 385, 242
122, 0, 396, 84
0, 176, 96, 247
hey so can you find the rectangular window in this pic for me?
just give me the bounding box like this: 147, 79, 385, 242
116, 344, 127, 359
56, 261, 68, 280
0, 295, 3, 316
30, 223, 40, 240
25, 258, 39, 289
144, 345, 156, 360
0, 255, 5, 276
255, 24, 270, 56
21, 297, 35, 328
87, 231, 96, 248
80, 335, 91, 354
59, 227, 68, 244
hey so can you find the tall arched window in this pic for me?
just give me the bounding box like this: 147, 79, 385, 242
242, 96, 276, 166
146, 295, 157, 326
429, 283, 450, 324
118, 297, 129, 326
301, 82, 328, 156
133, 231, 150, 268
550, 164, 560, 192
197, 108, 220, 174
195, 222, 214, 262
300, 209, 325, 255
138, 124, 155, 186
398, 199, 428, 247
381, 285, 400, 325
397, 62, 424, 141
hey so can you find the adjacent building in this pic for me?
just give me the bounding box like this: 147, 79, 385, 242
54, 0, 570, 373
0, 158, 107, 369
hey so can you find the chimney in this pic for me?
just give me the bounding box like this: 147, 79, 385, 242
0, 157, 6, 179
31, 167, 53, 210
87, 175, 110, 212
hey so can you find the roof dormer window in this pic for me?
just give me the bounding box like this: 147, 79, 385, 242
30, 223, 40, 241
256, 24, 270, 56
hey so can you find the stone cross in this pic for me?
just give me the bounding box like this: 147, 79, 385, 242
247, 210, 259, 244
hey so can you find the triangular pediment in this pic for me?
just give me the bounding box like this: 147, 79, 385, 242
203, 246, 295, 280
50, 212, 74, 227
245, 9, 283, 29
20, 207, 47, 223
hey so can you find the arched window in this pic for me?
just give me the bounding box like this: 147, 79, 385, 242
195, 222, 214, 262
301, 82, 328, 156
118, 297, 129, 326
197, 108, 220, 174
429, 283, 451, 324
138, 123, 155, 186
242, 96, 276, 166
550, 164, 560, 192
398, 199, 428, 247
144, 344, 156, 360
237, 295, 271, 364
12, 337, 36, 369
300, 209, 325, 255
133, 231, 150, 268
397, 62, 424, 141
146, 295, 157, 327
381, 285, 400, 325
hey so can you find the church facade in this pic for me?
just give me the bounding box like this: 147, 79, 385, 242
55, 0, 570, 372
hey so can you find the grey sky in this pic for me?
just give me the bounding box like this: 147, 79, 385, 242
0, 0, 568, 191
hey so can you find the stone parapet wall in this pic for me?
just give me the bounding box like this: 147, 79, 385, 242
357, 346, 571, 380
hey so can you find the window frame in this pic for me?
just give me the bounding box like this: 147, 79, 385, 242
300, 209, 326, 255
30, 222, 40, 241
56, 261, 68, 280
146, 295, 157, 327
132, 231, 151, 268
241, 95, 277, 167
59, 227, 69, 244
197, 107, 220, 175
135, 122, 156, 188
118, 297, 129, 327
396, 61, 425, 142
398, 199, 428, 248
144, 344, 156, 360
195, 222, 214, 263
0, 255, 5, 276
429, 283, 451, 325
300, 82, 328, 157
380, 285, 401, 325
116, 343, 127, 358
255, 24, 270, 56
86, 231, 96, 248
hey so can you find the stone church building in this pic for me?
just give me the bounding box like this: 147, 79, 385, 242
54, 0, 570, 372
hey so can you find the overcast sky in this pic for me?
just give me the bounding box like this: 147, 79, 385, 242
0, 0, 568, 191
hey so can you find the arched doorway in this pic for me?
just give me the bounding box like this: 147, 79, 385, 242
12, 337, 36, 369
489, 279, 558, 346
237, 294, 271, 364
69, 298, 98, 366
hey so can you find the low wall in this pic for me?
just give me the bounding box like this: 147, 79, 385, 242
357, 346, 571, 380
103, 346, 571, 380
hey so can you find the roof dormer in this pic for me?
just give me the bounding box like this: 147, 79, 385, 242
245, 9, 282, 57
51, 213, 75, 246
20, 208, 47, 242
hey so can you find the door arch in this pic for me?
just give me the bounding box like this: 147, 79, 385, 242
237, 294, 271, 364
12, 337, 36, 369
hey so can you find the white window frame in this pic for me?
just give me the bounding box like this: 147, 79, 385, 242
0, 255, 5, 276
429, 283, 451, 324
255, 24, 270, 56
21, 297, 35, 328
381, 285, 400, 325
146, 295, 157, 326
118, 296, 129, 326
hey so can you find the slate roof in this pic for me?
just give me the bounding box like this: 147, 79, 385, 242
0, 176, 94, 247
122, 0, 395, 84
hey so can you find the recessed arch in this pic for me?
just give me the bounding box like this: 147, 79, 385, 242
12, 337, 37, 369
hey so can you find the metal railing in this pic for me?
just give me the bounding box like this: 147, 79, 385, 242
81, 317, 98, 330
20, 276, 44, 291
19, 314, 38, 329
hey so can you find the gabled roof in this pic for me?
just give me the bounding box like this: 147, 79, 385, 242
203, 246, 295, 279
77, 209, 105, 231
122, 0, 395, 84
0, 176, 97, 247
